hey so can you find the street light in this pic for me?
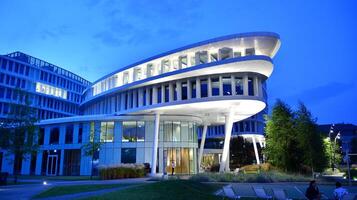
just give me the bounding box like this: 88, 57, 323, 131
329, 124, 334, 168
333, 132, 341, 172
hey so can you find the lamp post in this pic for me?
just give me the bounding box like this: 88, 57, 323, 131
332, 132, 340, 172
329, 124, 334, 168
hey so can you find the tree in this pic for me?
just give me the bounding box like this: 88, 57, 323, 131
264, 99, 299, 172
0, 89, 38, 182
230, 136, 257, 168
294, 102, 327, 173
323, 137, 342, 168
81, 123, 102, 179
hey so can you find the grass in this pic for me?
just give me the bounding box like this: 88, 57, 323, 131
83, 180, 223, 200
33, 183, 133, 199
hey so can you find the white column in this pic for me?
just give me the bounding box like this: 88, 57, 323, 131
198, 124, 208, 172
151, 113, 160, 176
243, 75, 248, 96
219, 111, 234, 172
252, 136, 260, 165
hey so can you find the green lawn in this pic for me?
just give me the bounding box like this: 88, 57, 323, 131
33, 183, 134, 199
84, 180, 223, 200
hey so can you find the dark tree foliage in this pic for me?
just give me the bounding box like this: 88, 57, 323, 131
230, 136, 257, 169
295, 102, 327, 172
264, 100, 328, 173
264, 99, 297, 172
0, 88, 38, 179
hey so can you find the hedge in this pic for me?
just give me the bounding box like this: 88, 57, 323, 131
99, 164, 146, 180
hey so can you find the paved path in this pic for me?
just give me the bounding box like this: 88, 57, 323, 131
0, 177, 150, 200
227, 182, 357, 199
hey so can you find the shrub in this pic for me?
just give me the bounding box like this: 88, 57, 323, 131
98, 164, 146, 180
189, 170, 310, 183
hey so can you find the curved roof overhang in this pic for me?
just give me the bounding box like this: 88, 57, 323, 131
81, 55, 273, 107
90, 32, 280, 86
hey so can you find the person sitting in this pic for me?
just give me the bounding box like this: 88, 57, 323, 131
305, 180, 321, 200
333, 181, 348, 200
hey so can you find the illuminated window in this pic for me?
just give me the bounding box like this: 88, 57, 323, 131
219, 47, 233, 60
100, 122, 114, 142
147, 64, 154, 77
245, 48, 255, 56
35, 82, 67, 99
179, 56, 188, 69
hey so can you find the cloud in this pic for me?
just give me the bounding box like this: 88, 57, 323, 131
40, 25, 73, 40
91, 0, 202, 47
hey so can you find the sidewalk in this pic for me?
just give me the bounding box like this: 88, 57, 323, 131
0, 177, 150, 200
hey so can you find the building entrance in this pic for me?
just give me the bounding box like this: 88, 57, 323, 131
46, 155, 58, 176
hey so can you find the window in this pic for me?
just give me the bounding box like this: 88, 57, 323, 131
164, 121, 173, 142
211, 77, 220, 96
65, 125, 74, 144
164, 85, 169, 102
134, 68, 142, 81
179, 56, 187, 69
100, 122, 114, 142
123, 72, 129, 84
161, 59, 170, 73
248, 78, 254, 96
219, 47, 233, 60
180, 122, 189, 141
234, 52, 241, 57
181, 82, 187, 100
36, 82, 67, 99
137, 121, 145, 142
122, 121, 145, 142
90, 122, 95, 142
78, 124, 83, 143
188, 122, 195, 142
38, 128, 45, 145
191, 80, 196, 98
210, 53, 218, 62
235, 77, 243, 95
200, 79, 208, 98
173, 121, 181, 142
245, 48, 255, 56
195, 51, 208, 64
147, 64, 154, 77
222, 76, 232, 95
157, 87, 162, 103
50, 127, 60, 144
121, 148, 136, 163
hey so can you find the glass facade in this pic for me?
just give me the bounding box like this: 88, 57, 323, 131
100, 122, 114, 142
122, 121, 145, 142
164, 148, 196, 174
121, 148, 136, 163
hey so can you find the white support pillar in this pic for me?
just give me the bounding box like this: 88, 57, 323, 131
252, 136, 261, 165
219, 111, 234, 172
198, 124, 208, 172
150, 113, 160, 176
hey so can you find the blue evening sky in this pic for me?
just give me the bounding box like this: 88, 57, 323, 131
0, 0, 356, 124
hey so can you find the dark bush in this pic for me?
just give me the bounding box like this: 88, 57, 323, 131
99, 164, 146, 180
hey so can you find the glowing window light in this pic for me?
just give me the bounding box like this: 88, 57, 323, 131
36, 82, 67, 99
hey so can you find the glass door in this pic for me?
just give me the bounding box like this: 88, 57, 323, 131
46, 155, 58, 176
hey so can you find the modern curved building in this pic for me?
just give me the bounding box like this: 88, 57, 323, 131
0, 32, 280, 176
